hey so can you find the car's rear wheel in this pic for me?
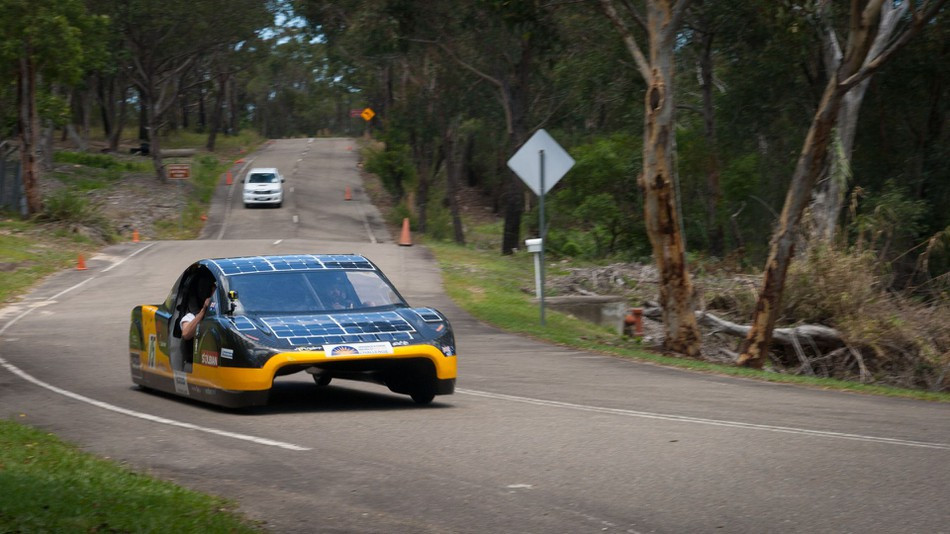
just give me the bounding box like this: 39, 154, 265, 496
312, 374, 332, 386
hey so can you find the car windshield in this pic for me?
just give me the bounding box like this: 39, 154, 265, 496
248, 173, 278, 184
227, 270, 404, 313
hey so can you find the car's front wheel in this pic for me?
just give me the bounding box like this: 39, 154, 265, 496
410, 389, 434, 405
312, 374, 332, 386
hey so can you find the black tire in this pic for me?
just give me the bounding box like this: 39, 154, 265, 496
312, 374, 332, 387
275, 201, 282, 208
244, 203, 250, 208
410, 390, 435, 405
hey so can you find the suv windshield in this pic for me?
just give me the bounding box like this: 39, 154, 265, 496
228, 270, 404, 313
248, 173, 278, 184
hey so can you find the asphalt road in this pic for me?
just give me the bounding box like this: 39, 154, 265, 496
1, 138, 948, 533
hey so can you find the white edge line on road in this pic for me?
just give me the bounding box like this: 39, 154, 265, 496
0, 244, 311, 452
0, 359, 309, 451
457, 388, 950, 451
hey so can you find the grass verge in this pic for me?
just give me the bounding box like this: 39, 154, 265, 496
0, 218, 99, 304
425, 240, 950, 403
0, 419, 261, 532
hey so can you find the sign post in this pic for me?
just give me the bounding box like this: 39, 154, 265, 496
166, 163, 191, 233
507, 129, 574, 325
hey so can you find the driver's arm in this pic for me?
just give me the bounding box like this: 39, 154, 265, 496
181, 297, 211, 340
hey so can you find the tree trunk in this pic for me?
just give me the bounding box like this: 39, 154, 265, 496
142, 91, 166, 181
808, 2, 905, 244
737, 81, 845, 368
699, 30, 724, 257
206, 73, 226, 152
641, 4, 701, 357
18, 53, 42, 215
138, 87, 148, 142
445, 125, 466, 245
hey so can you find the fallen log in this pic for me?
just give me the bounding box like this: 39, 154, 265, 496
696, 311, 844, 347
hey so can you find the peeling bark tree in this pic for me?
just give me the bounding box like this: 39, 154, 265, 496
737, 0, 947, 368
600, 0, 701, 357
808, 1, 907, 243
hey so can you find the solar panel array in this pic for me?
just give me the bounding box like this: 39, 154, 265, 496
210, 254, 375, 276
260, 311, 418, 346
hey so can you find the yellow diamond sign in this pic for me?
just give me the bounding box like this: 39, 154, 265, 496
360, 107, 375, 121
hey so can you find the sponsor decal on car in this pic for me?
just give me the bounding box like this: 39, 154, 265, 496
174, 371, 190, 395
147, 334, 157, 368
441, 345, 455, 356
200, 350, 219, 367
221, 348, 234, 359
130, 353, 142, 379
324, 342, 395, 356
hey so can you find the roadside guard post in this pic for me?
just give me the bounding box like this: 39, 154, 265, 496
524, 237, 544, 324
508, 129, 575, 326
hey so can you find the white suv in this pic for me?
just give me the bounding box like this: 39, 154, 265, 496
242, 167, 284, 208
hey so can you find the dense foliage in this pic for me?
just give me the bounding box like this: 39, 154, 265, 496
0, 0, 946, 384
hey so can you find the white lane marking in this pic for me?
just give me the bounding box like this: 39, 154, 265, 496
292, 215, 299, 224
273, 239, 283, 245
103, 242, 155, 273
457, 388, 950, 450
0, 360, 310, 451
49, 277, 95, 301
0, 244, 311, 452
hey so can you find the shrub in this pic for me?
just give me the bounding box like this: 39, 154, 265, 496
40, 189, 116, 243
364, 142, 416, 198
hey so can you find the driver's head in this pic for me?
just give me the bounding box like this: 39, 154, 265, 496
196, 276, 216, 300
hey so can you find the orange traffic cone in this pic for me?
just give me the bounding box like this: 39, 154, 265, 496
132, 229, 140, 243
226, 170, 233, 185
76, 254, 87, 271
344, 186, 352, 201
398, 218, 412, 246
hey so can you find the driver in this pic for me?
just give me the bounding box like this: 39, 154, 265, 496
182, 277, 216, 340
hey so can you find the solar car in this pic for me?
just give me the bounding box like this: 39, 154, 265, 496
129, 254, 457, 407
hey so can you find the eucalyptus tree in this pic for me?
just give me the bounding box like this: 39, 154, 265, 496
0, 0, 102, 214
101, 0, 271, 180
737, 0, 948, 368
598, 0, 702, 357
807, 1, 916, 244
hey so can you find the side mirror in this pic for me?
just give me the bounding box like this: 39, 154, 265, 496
228, 290, 239, 315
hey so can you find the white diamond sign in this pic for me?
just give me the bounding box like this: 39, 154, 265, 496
507, 129, 575, 196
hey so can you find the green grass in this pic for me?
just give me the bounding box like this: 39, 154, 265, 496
0, 419, 261, 533
425, 239, 950, 403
